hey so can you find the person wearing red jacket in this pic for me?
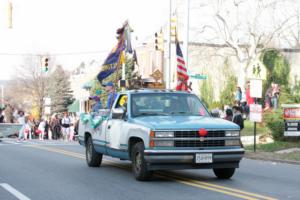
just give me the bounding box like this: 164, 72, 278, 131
245, 82, 254, 105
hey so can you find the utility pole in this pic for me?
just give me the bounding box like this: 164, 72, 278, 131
8, 0, 13, 29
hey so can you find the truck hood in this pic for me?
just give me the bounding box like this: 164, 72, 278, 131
131, 116, 240, 130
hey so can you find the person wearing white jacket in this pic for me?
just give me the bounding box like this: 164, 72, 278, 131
38, 119, 46, 140
17, 111, 26, 142
61, 112, 71, 141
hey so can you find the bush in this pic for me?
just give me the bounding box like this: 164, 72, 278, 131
263, 109, 285, 141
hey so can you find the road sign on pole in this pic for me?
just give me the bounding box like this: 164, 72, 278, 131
250, 104, 262, 123
189, 74, 207, 80
250, 79, 262, 98
45, 106, 51, 115
44, 98, 51, 106
250, 102, 262, 152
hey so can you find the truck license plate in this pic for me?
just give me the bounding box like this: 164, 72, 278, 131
195, 153, 213, 163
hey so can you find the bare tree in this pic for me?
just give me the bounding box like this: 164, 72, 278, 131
9, 56, 49, 119
279, 8, 300, 48
190, 0, 299, 86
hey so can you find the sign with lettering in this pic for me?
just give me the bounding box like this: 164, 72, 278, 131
282, 104, 300, 136
250, 79, 262, 98
250, 104, 262, 122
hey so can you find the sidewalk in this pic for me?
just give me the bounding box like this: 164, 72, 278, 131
245, 151, 300, 165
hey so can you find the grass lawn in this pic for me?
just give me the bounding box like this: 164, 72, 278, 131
245, 141, 300, 152
245, 141, 300, 162
276, 152, 300, 161
241, 120, 270, 136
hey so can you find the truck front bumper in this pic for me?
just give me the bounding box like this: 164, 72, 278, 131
144, 148, 245, 171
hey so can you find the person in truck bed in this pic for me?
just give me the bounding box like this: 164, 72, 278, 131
103, 82, 117, 109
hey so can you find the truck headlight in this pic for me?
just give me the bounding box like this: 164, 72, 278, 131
155, 131, 174, 138
154, 140, 174, 147
225, 131, 240, 137
225, 140, 240, 146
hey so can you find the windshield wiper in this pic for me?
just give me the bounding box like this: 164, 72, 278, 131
169, 111, 189, 115
134, 112, 170, 117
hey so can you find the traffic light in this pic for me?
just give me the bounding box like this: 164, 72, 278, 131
42, 56, 49, 72
155, 30, 164, 51
170, 16, 177, 41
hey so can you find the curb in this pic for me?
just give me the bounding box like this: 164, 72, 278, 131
244, 152, 300, 165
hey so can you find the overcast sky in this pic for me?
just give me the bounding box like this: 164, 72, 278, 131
0, 0, 170, 80
0, 0, 298, 81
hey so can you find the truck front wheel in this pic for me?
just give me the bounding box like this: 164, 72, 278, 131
213, 168, 235, 179
86, 136, 102, 167
131, 142, 152, 181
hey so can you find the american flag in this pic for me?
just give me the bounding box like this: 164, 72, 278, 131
175, 39, 189, 91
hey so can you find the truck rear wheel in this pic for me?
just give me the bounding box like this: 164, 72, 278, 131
213, 168, 235, 179
86, 136, 102, 167
131, 142, 152, 181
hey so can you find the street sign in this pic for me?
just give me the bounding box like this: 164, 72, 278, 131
250, 79, 262, 98
189, 74, 207, 80
44, 97, 51, 106
45, 106, 51, 115
250, 104, 262, 122
282, 104, 300, 136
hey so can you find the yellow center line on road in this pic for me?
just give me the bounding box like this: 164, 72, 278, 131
28, 145, 277, 200
158, 173, 277, 200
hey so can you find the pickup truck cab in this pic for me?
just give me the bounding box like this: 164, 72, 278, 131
78, 89, 244, 181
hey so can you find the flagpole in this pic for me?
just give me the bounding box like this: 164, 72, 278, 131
167, 0, 172, 89
183, 0, 190, 72
122, 52, 125, 91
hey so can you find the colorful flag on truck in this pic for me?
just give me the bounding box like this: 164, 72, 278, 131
97, 21, 133, 82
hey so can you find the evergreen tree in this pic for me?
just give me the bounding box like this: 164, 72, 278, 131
199, 78, 214, 109
219, 58, 237, 108
47, 65, 74, 114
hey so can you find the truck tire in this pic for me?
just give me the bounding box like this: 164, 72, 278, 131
213, 168, 235, 179
86, 136, 102, 167
131, 142, 152, 181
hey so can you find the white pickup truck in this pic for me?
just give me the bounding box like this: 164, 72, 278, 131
78, 89, 244, 181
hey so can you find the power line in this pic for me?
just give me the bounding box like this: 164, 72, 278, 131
0, 50, 109, 56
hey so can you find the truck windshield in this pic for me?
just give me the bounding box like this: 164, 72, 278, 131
131, 93, 209, 117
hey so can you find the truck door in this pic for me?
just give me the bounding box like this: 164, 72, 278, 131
105, 94, 128, 158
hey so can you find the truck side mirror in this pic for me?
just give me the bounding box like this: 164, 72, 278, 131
112, 108, 125, 119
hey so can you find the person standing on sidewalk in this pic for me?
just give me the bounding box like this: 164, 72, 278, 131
271, 82, 280, 109
50, 114, 60, 140
0, 109, 4, 123
38, 119, 46, 140
224, 108, 233, 122
61, 112, 71, 141
232, 106, 244, 130
17, 111, 26, 142
235, 87, 242, 106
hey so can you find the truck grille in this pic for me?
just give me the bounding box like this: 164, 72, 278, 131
174, 140, 225, 147
174, 130, 225, 138
174, 130, 225, 147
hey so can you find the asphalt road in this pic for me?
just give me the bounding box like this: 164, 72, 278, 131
0, 138, 299, 200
